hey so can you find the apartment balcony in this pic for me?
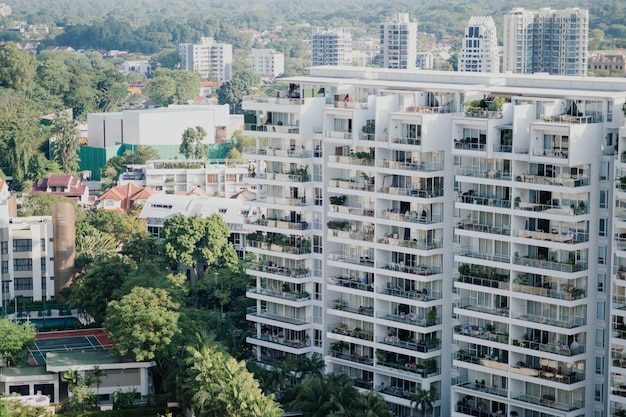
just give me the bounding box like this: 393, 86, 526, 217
454, 140, 486, 151
456, 220, 511, 236
453, 324, 509, 344
329, 204, 375, 217
515, 173, 590, 187
247, 330, 311, 349
390, 136, 421, 146
463, 109, 503, 119
252, 218, 310, 230
457, 193, 510, 208
328, 178, 375, 192
327, 275, 374, 292
257, 172, 310, 182
377, 311, 440, 328
378, 186, 444, 198
327, 300, 374, 318
512, 256, 587, 273
512, 393, 583, 412
257, 196, 310, 207
376, 358, 440, 379
456, 167, 512, 181
246, 307, 309, 326
377, 159, 444, 172
377, 385, 417, 401
454, 376, 508, 398
328, 154, 375, 167
327, 252, 375, 268
329, 350, 374, 366
515, 229, 587, 244
377, 335, 440, 353
376, 236, 442, 251
246, 262, 310, 279
402, 105, 451, 114
379, 209, 443, 224
455, 247, 509, 263
383, 263, 441, 276
242, 147, 312, 159
512, 338, 585, 357
327, 324, 373, 341
512, 311, 586, 329
511, 363, 584, 385
246, 286, 311, 303
512, 281, 586, 301
242, 94, 303, 106
324, 130, 353, 140
514, 201, 588, 216
455, 298, 509, 318
456, 275, 510, 291
541, 114, 600, 124
455, 351, 509, 372
379, 284, 440, 302
247, 240, 311, 256
244, 123, 300, 134
328, 228, 375, 243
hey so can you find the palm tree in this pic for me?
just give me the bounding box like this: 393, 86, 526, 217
360, 389, 392, 417
331, 380, 362, 417
61, 368, 81, 398
90, 366, 107, 396
288, 377, 336, 417
410, 386, 437, 417
298, 352, 325, 380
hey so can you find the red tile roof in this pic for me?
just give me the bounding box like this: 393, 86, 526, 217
30, 174, 87, 200
97, 183, 156, 212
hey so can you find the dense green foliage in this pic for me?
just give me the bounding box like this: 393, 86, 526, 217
0, 318, 36, 366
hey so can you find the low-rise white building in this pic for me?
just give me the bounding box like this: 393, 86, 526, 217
249, 48, 284, 79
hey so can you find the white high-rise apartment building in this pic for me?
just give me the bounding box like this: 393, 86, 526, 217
311, 28, 353, 67
380, 13, 417, 70
503, 7, 589, 76
179, 37, 233, 82
249, 48, 285, 79
459, 16, 499, 73
242, 66, 626, 417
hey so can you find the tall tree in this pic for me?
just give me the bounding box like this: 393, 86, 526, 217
50, 112, 80, 173
0, 318, 36, 366
410, 386, 437, 417
104, 286, 180, 392
180, 126, 208, 159
162, 214, 235, 282
183, 343, 282, 417
0, 42, 36, 92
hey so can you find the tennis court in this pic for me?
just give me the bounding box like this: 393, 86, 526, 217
29, 329, 112, 365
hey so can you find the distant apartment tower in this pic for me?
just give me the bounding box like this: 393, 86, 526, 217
459, 16, 499, 73
311, 28, 353, 66
249, 48, 285, 78
179, 37, 233, 82
380, 13, 417, 69
503, 7, 589, 76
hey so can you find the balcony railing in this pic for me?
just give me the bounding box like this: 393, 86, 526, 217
456, 275, 510, 290
257, 172, 310, 182
376, 361, 439, 378
377, 336, 440, 352
456, 220, 511, 236
248, 332, 310, 348
511, 338, 584, 356
258, 196, 309, 206
456, 195, 511, 208
379, 210, 443, 224
456, 167, 512, 180
244, 123, 300, 134
327, 252, 375, 267
455, 298, 509, 317
512, 283, 586, 301
516, 173, 590, 187
464, 109, 502, 119
455, 247, 509, 263
378, 312, 439, 327
515, 202, 588, 216
253, 219, 310, 230
328, 179, 375, 191
247, 240, 311, 255
378, 187, 444, 198
325, 130, 352, 140
379, 285, 441, 301
243, 147, 312, 158
246, 307, 309, 325
327, 324, 373, 341
327, 301, 374, 317
330, 351, 374, 366
247, 286, 311, 302
513, 394, 583, 412
328, 155, 375, 167
453, 324, 509, 344
454, 141, 486, 151
377, 160, 444, 172
403, 105, 451, 114
329, 205, 375, 217
513, 256, 587, 272
455, 352, 508, 371
327, 276, 374, 292
390, 136, 421, 146
516, 229, 584, 243
511, 365, 584, 385
328, 229, 375, 243
512, 312, 586, 329
376, 237, 441, 250
541, 114, 599, 124
532, 148, 568, 159
382, 263, 441, 276
454, 376, 508, 398
246, 263, 310, 278
242, 95, 302, 105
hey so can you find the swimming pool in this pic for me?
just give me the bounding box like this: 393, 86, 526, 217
19, 317, 80, 328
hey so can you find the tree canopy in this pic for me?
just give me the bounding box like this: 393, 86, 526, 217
0, 319, 36, 366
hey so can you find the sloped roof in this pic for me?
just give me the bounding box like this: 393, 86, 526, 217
97, 183, 156, 212
30, 174, 87, 199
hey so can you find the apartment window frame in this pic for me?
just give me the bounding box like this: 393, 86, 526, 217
13, 239, 32, 252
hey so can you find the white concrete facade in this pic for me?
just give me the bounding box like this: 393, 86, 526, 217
380, 13, 417, 70
249, 48, 284, 79
179, 37, 233, 82
312, 28, 353, 67
503, 7, 589, 76
243, 66, 626, 417
460, 16, 498, 73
